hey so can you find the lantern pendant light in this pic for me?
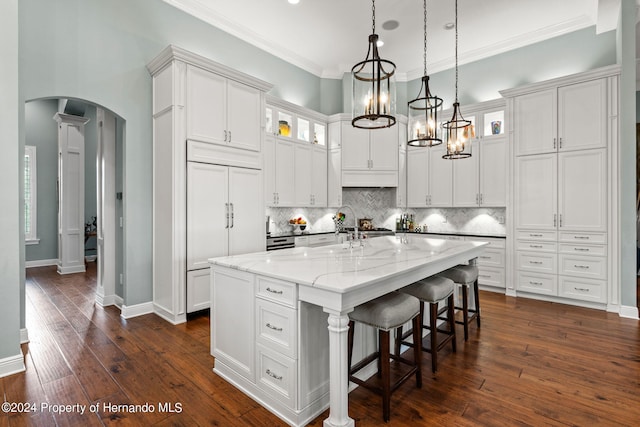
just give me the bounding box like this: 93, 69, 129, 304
443, 0, 473, 159
408, 0, 442, 147
351, 0, 396, 129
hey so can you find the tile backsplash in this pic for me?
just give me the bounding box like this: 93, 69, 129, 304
267, 188, 506, 236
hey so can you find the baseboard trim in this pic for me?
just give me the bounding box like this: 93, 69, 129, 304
113, 295, 124, 309
0, 353, 26, 379
25, 258, 58, 268
619, 305, 639, 320
20, 328, 29, 344
120, 301, 154, 319
57, 264, 86, 275
95, 293, 120, 308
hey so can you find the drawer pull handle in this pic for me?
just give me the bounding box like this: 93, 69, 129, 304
574, 248, 589, 252
574, 236, 589, 240
479, 256, 491, 259
266, 323, 283, 332
266, 369, 283, 381
479, 274, 491, 278
574, 265, 590, 269
529, 233, 543, 237
266, 287, 283, 295
574, 287, 590, 292
529, 261, 543, 265
529, 281, 543, 286
529, 245, 543, 248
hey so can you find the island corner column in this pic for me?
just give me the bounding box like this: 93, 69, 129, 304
323, 308, 355, 427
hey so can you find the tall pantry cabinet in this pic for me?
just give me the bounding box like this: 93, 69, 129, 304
148, 46, 272, 324
502, 65, 619, 309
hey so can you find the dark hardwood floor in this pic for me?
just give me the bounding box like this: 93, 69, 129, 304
2, 264, 639, 426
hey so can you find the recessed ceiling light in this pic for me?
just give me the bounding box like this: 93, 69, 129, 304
288, 0, 300, 4
444, 22, 455, 30
382, 20, 399, 31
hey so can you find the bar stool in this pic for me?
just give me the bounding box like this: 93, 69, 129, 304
396, 276, 456, 373
439, 264, 480, 341
347, 292, 422, 422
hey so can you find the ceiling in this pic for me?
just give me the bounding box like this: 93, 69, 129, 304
163, 0, 622, 81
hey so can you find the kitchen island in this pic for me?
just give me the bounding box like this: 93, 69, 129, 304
209, 235, 488, 427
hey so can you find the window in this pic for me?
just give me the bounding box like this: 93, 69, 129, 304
25, 145, 38, 244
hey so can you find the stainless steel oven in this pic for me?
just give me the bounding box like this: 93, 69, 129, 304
266, 235, 295, 251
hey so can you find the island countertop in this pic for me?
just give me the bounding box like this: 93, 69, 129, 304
209, 235, 489, 296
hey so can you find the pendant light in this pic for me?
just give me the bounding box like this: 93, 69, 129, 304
351, 0, 396, 129
443, 0, 473, 159
407, 0, 442, 147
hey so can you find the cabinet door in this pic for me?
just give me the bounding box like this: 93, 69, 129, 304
186, 65, 226, 145
327, 148, 342, 207
263, 136, 276, 206
369, 126, 398, 171
227, 80, 261, 152
228, 167, 265, 255
186, 162, 228, 270
558, 79, 607, 152
328, 121, 341, 149
480, 138, 507, 206
312, 145, 328, 207
515, 154, 557, 230
406, 147, 429, 207
558, 149, 607, 232
294, 143, 312, 206
275, 139, 295, 206
429, 145, 453, 207
452, 140, 479, 207
341, 122, 370, 170
514, 89, 556, 156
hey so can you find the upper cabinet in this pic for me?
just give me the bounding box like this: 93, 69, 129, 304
513, 78, 607, 156
264, 96, 328, 207
186, 65, 262, 152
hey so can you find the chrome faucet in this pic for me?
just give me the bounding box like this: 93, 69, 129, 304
335, 205, 361, 246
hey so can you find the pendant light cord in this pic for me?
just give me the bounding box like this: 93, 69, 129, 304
423, 0, 427, 76
454, 0, 459, 103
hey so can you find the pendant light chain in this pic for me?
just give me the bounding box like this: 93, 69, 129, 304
372, 0, 376, 34
454, 0, 459, 103
423, 0, 427, 76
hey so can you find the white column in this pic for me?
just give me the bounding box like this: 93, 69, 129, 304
323, 309, 355, 427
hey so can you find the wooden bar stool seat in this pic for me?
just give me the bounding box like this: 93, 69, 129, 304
439, 264, 480, 341
396, 275, 456, 373
348, 292, 422, 422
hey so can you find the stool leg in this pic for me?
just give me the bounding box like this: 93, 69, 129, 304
411, 313, 422, 388
473, 278, 481, 328
394, 325, 403, 356
448, 294, 457, 353
380, 329, 391, 422
461, 284, 469, 341
429, 302, 438, 373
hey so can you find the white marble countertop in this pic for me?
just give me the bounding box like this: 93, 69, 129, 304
209, 235, 488, 294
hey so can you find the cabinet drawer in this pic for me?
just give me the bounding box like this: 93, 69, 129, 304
516, 230, 557, 241
465, 236, 506, 248
257, 344, 297, 409
517, 251, 557, 274
256, 299, 297, 358
559, 276, 607, 303
517, 271, 557, 296
559, 254, 606, 280
477, 267, 505, 288
256, 276, 297, 308
559, 232, 606, 244
516, 240, 557, 253
558, 243, 606, 256
186, 269, 211, 313
476, 249, 505, 267
309, 234, 337, 247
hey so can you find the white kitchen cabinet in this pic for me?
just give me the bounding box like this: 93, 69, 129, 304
502, 67, 618, 307
327, 120, 342, 207
311, 145, 328, 207
406, 144, 452, 207
341, 121, 398, 187
396, 124, 407, 208
186, 64, 262, 152
264, 135, 295, 207
514, 78, 606, 156
293, 143, 327, 207
148, 46, 271, 323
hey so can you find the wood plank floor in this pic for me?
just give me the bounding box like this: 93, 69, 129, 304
2, 265, 638, 426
